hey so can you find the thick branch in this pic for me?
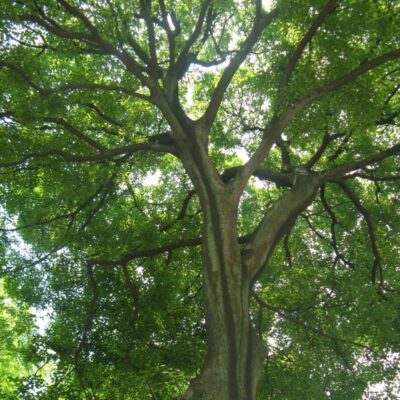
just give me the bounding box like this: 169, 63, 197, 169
92, 235, 250, 267
158, 0, 177, 67
139, 0, 159, 74
175, 0, 213, 72
81, 103, 124, 127
320, 142, 400, 182
56, 0, 100, 38
288, 49, 400, 121
243, 174, 319, 280
304, 132, 345, 170
93, 238, 202, 266
0, 62, 152, 101
44, 117, 106, 152
41, 82, 151, 101
126, 34, 152, 67
20, 6, 150, 87
236, 50, 400, 196
279, 0, 339, 90
199, 8, 279, 129
19, 14, 94, 43
0, 142, 176, 168
222, 165, 293, 187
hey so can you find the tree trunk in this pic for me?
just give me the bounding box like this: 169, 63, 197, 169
178, 191, 266, 400
174, 134, 320, 399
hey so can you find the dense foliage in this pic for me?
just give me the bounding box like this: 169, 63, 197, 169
0, 0, 400, 398
0, 280, 37, 399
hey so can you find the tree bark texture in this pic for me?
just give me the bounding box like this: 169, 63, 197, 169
166, 119, 321, 399
177, 191, 265, 400
174, 160, 320, 399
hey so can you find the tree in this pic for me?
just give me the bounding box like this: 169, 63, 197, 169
0, 0, 400, 398
0, 280, 37, 399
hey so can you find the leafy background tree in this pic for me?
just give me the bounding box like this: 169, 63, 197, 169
0, 0, 399, 398
0, 278, 39, 399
